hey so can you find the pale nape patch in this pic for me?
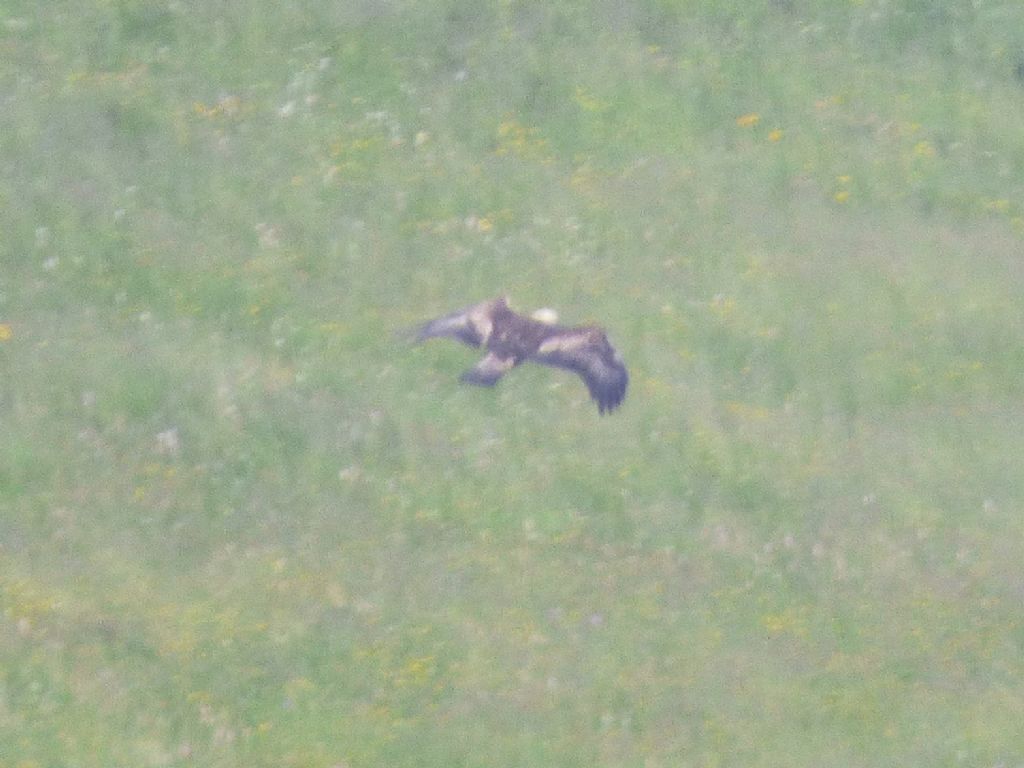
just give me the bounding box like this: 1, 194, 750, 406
530, 308, 559, 324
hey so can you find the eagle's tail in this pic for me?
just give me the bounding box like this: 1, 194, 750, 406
459, 352, 516, 386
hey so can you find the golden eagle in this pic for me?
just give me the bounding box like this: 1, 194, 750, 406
412, 296, 628, 414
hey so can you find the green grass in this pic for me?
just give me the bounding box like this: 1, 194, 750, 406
4, 1, 1024, 765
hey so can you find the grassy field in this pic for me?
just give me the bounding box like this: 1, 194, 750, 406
4, 1, 1024, 765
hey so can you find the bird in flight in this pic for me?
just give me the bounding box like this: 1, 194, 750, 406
411, 296, 628, 414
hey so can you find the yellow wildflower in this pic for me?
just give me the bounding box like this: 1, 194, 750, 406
834, 175, 852, 203
913, 140, 936, 158
0, 323, 11, 341
736, 113, 760, 128
573, 86, 609, 112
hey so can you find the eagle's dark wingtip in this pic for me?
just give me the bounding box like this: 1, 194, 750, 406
594, 371, 627, 414
595, 390, 624, 415
600, 398, 624, 415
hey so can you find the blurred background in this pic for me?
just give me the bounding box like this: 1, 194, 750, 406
4, 1, 1024, 765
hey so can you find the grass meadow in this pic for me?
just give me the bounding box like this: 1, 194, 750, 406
4, 1, 1024, 765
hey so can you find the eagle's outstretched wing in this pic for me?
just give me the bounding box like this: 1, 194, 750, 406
410, 301, 493, 348
533, 328, 628, 414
